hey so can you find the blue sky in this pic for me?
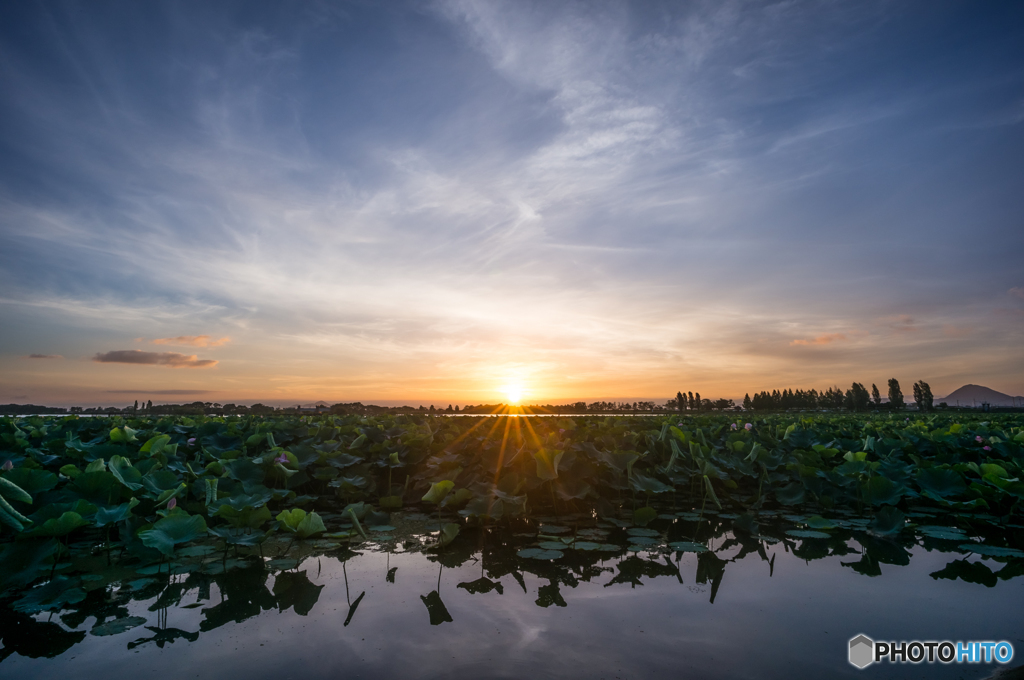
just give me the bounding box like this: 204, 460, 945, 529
1, 0, 1022, 406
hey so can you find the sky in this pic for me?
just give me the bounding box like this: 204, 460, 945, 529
1, 0, 1023, 408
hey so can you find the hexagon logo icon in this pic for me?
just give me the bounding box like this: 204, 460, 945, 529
849, 634, 874, 669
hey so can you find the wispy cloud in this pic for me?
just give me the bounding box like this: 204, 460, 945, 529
25, 353, 62, 359
93, 350, 218, 368
106, 389, 215, 395
1010, 287, 1024, 301
790, 334, 846, 347
151, 335, 231, 347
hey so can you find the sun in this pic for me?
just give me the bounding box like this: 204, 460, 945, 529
502, 384, 523, 404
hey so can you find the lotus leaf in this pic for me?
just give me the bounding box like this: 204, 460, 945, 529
668, 541, 709, 552
3, 468, 58, 495
138, 513, 209, 555
24, 511, 89, 538
91, 616, 147, 636
422, 480, 454, 505
517, 548, 563, 560
957, 544, 1024, 558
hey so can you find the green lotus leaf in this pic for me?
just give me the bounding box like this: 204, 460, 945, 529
3, 468, 58, 496
957, 544, 1024, 558
94, 498, 140, 527
918, 525, 967, 541
140, 434, 171, 455
12, 576, 86, 613
862, 476, 902, 506
517, 548, 563, 560
437, 522, 460, 547
138, 512, 208, 556
91, 616, 147, 636
422, 480, 455, 505
534, 448, 564, 481
668, 541, 709, 552
804, 515, 837, 530
630, 472, 672, 495
109, 455, 144, 491
379, 495, 403, 510
216, 504, 272, 530
633, 506, 658, 527
868, 507, 905, 536
786, 530, 831, 539
24, 511, 89, 538
776, 482, 806, 505
538, 541, 568, 550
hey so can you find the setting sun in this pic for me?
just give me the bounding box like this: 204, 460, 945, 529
502, 384, 524, 404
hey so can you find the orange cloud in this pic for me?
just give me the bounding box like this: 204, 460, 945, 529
943, 325, 972, 338
93, 350, 218, 368
151, 335, 231, 348
790, 333, 846, 346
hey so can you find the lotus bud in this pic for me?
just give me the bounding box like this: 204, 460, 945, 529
187, 438, 196, 446
744, 423, 753, 431
167, 497, 177, 510
1, 459, 12, 471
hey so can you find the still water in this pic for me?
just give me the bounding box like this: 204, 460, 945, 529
2, 511, 1022, 680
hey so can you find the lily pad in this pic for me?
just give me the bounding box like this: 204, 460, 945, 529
668, 541, 708, 553
786, 530, 832, 539
957, 544, 1024, 558
627, 528, 659, 537
517, 548, 563, 560
91, 616, 147, 636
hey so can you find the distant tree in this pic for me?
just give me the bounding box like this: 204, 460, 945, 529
913, 381, 934, 412
429, 405, 436, 413
676, 391, 685, 414
888, 379, 904, 410
146, 399, 152, 411
446, 404, 453, 412
871, 384, 881, 407
694, 392, 701, 412
454, 405, 460, 412
743, 393, 752, 410
133, 399, 139, 413
845, 383, 870, 411
688, 392, 694, 410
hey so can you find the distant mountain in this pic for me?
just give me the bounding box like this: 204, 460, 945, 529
939, 384, 1023, 407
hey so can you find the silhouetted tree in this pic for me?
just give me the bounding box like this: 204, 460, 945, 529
743, 393, 752, 410
887, 379, 904, 410
913, 381, 934, 412
694, 392, 701, 412
871, 384, 881, 407
845, 383, 870, 411
676, 391, 685, 414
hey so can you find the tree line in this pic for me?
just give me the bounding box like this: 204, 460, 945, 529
739, 378, 934, 412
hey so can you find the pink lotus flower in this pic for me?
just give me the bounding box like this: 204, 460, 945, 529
166, 497, 177, 510
745, 423, 753, 431
983, 446, 992, 451
275, 452, 288, 464
731, 423, 737, 430
1, 460, 12, 471
976, 436, 984, 443
187, 438, 196, 446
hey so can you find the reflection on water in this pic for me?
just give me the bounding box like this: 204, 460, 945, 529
2, 511, 1023, 679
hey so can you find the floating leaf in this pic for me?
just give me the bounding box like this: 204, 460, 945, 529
517, 548, 563, 560
957, 544, 1024, 558
786, 530, 832, 539
668, 541, 708, 553
91, 616, 147, 636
